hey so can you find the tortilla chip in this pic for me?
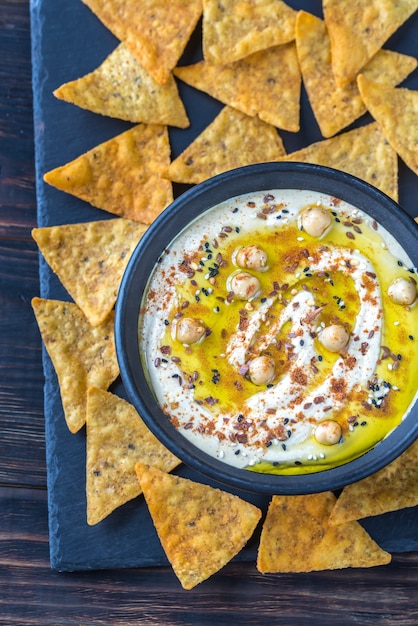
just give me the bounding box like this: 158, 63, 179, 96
357, 75, 418, 177
31, 298, 119, 434
86, 388, 180, 525
32, 219, 147, 327
135, 463, 261, 589
81, 0, 203, 85
329, 440, 418, 525
202, 0, 297, 64
296, 11, 417, 138
323, 0, 418, 87
165, 106, 286, 184
276, 122, 398, 201
174, 43, 301, 132
43, 124, 173, 224
54, 43, 189, 128
257, 492, 391, 573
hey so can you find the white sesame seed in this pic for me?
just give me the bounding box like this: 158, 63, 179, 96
297, 236, 304, 241
218, 450, 225, 459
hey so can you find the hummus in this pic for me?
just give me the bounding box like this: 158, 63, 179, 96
139, 190, 418, 475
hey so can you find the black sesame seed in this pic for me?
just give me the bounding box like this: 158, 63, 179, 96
318, 355, 323, 361
294, 460, 302, 465
281, 444, 287, 451
398, 260, 404, 266
409, 335, 414, 340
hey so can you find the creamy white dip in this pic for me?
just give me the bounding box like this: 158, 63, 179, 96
140, 190, 418, 475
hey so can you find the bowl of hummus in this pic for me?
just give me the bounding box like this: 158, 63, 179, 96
115, 162, 418, 494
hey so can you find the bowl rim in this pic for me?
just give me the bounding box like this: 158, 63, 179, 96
115, 162, 418, 494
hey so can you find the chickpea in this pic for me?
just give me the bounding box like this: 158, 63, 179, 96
388, 276, 417, 306
248, 355, 275, 385
228, 271, 261, 300
319, 324, 349, 353
301, 206, 331, 238
174, 317, 206, 345
315, 420, 342, 445
235, 245, 268, 271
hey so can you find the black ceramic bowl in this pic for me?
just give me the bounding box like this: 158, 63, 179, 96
115, 162, 418, 495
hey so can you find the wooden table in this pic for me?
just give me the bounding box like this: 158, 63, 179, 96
1, 1, 418, 624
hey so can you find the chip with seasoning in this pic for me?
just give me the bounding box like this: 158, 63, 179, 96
174, 43, 301, 132
86, 387, 181, 525
357, 75, 418, 177
202, 0, 297, 64
81, 0, 203, 85
329, 440, 418, 525
31, 298, 119, 434
295, 10, 417, 138
32, 218, 148, 327
323, 0, 418, 87
165, 106, 286, 184
43, 124, 173, 224
135, 463, 262, 589
257, 492, 391, 573
276, 122, 398, 201
54, 43, 189, 128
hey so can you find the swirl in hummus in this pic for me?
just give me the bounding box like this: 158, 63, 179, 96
140, 190, 418, 475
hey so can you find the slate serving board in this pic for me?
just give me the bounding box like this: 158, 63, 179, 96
30, 0, 418, 571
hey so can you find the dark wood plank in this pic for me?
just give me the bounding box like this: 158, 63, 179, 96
0, 0, 38, 239
0, 239, 46, 486
2, 486, 418, 626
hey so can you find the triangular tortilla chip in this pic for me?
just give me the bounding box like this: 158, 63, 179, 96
43, 124, 173, 224
81, 0, 203, 85
257, 492, 391, 573
135, 463, 261, 589
174, 43, 301, 132
296, 11, 417, 138
276, 123, 398, 201
323, 0, 418, 87
329, 440, 418, 525
31, 298, 119, 434
32, 218, 147, 327
357, 75, 418, 177
165, 106, 286, 183
202, 0, 297, 64
86, 388, 180, 525
54, 43, 189, 128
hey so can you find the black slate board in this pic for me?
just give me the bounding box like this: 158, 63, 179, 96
30, 0, 418, 571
